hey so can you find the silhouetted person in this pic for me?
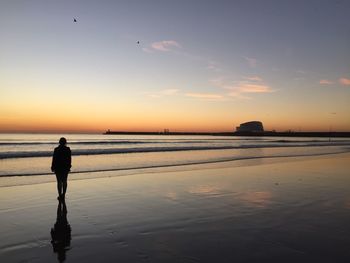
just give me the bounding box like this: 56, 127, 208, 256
51, 199, 71, 262
51, 137, 71, 200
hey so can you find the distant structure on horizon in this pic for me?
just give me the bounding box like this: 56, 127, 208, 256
236, 121, 264, 132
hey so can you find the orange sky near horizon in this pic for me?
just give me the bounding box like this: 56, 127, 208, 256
1, 74, 349, 133
1, 100, 349, 133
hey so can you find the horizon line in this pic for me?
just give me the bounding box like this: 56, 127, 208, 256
1, 129, 350, 135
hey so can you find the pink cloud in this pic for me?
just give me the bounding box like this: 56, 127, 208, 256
150, 40, 181, 52
339, 77, 350, 86
244, 76, 263, 82
238, 83, 273, 93
225, 82, 273, 94
319, 79, 333, 85
210, 76, 274, 99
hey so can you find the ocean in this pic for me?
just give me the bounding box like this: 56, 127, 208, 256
1, 134, 350, 262
1, 133, 350, 184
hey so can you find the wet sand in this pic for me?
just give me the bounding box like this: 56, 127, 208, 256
1, 154, 350, 262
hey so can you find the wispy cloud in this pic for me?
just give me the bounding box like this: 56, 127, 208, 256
339, 77, 350, 86
244, 56, 257, 68
319, 79, 333, 85
185, 93, 224, 100
144, 40, 222, 76
226, 82, 273, 99
244, 76, 263, 82
236, 83, 273, 93
211, 75, 274, 99
144, 40, 181, 53
207, 61, 221, 72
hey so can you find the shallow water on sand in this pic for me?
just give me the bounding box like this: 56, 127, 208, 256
0, 154, 350, 262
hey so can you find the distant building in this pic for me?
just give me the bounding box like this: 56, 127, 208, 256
236, 121, 264, 132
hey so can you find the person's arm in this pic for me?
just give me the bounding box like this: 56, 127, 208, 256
51, 149, 56, 172
68, 148, 72, 170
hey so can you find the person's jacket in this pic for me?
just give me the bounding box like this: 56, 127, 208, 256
51, 145, 71, 173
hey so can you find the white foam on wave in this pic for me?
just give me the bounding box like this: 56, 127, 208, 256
1, 147, 349, 178
1, 141, 350, 159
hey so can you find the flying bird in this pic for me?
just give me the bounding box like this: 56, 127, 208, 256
137, 41, 140, 44
73, 18, 77, 22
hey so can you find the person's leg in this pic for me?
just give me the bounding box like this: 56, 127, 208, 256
62, 180, 67, 197
62, 172, 68, 198
56, 181, 60, 195
55, 174, 63, 198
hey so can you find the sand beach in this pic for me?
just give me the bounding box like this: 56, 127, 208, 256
1, 153, 350, 262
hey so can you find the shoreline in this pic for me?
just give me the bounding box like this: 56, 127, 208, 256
1, 151, 349, 189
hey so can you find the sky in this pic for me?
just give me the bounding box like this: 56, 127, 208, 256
0, 0, 349, 133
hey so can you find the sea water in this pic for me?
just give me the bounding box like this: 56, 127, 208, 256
0, 133, 350, 185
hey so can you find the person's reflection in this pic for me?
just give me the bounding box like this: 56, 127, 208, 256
51, 199, 71, 262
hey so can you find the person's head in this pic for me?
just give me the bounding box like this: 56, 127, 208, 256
59, 137, 67, 146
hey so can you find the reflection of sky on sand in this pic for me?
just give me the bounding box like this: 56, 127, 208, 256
187, 185, 222, 196
1, 154, 350, 262
164, 191, 178, 201
345, 199, 350, 209
238, 191, 272, 208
